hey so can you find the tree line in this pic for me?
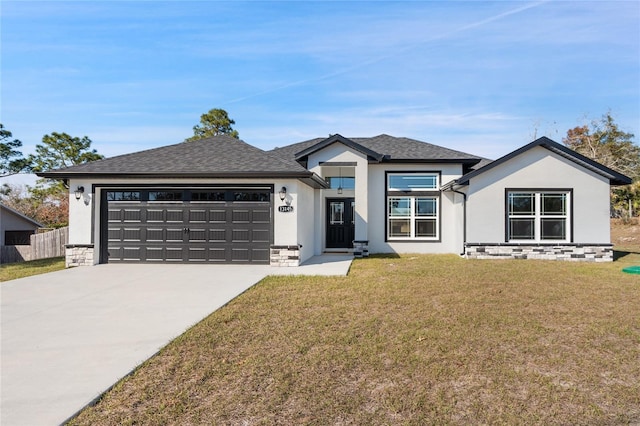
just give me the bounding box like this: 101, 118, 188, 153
562, 112, 640, 218
1, 109, 638, 227
0, 108, 239, 227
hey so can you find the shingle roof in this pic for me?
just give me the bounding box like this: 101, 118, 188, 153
38, 133, 486, 183
271, 134, 482, 164
38, 135, 312, 178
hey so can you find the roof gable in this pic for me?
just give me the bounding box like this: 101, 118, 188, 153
294, 134, 385, 162
271, 134, 482, 165
453, 137, 632, 186
1, 204, 43, 228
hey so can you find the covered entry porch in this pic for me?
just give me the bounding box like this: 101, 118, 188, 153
317, 163, 368, 257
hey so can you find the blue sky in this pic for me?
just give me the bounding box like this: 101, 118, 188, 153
1, 0, 639, 170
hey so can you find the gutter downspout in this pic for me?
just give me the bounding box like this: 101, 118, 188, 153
452, 189, 467, 256
443, 181, 467, 256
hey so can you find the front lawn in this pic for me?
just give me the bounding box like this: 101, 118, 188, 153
0, 257, 65, 282
70, 249, 640, 424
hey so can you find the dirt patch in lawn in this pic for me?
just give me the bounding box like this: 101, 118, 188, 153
69, 252, 640, 425
611, 218, 640, 254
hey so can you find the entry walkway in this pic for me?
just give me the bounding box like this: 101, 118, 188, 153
0, 256, 352, 426
271, 254, 354, 275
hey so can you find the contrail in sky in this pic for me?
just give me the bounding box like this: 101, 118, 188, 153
223, 0, 548, 105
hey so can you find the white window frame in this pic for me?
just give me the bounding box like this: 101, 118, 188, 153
506, 190, 571, 243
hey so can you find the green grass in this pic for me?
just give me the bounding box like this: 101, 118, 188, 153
0, 257, 65, 282
69, 252, 640, 425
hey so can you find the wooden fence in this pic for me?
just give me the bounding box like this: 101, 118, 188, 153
0, 226, 69, 264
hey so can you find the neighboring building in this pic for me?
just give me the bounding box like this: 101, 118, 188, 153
37, 134, 631, 267
0, 204, 43, 246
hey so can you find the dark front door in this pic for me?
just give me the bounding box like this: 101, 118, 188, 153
326, 198, 355, 249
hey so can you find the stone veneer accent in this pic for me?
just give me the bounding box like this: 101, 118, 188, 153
353, 240, 369, 258
270, 245, 300, 267
65, 244, 95, 267
465, 243, 613, 262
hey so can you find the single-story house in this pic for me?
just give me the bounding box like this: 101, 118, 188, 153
37, 134, 631, 267
0, 203, 42, 246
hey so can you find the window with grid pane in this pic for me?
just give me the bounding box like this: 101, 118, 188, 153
507, 191, 569, 242
387, 196, 438, 239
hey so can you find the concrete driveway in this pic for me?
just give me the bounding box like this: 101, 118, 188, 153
1, 257, 351, 426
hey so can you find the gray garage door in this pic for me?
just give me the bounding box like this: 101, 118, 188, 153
104, 188, 272, 263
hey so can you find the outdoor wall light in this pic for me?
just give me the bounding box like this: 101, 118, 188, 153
278, 186, 287, 202
74, 186, 85, 200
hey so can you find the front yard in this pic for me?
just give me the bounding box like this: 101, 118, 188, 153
70, 232, 640, 424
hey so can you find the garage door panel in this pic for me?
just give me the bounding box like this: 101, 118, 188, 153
109, 246, 123, 260
209, 229, 227, 242
209, 210, 227, 222
147, 209, 164, 222
146, 228, 164, 242
146, 247, 164, 261
231, 248, 250, 262
252, 229, 270, 243
165, 228, 184, 242
123, 210, 142, 222
165, 248, 184, 261
252, 209, 270, 223
122, 247, 142, 261
108, 228, 122, 241
123, 228, 142, 242
232, 229, 250, 242
188, 229, 207, 242
232, 210, 250, 223
108, 209, 123, 222
166, 210, 184, 222
189, 209, 207, 223
252, 248, 270, 262
188, 248, 207, 261
105, 189, 272, 264
207, 248, 227, 262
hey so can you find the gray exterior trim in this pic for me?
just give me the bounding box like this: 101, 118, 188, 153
465, 242, 613, 247
319, 161, 358, 167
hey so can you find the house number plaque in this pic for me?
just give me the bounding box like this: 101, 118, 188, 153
278, 205, 294, 213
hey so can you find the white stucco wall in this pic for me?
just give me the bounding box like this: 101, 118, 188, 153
294, 181, 316, 263
271, 178, 317, 263
368, 163, 465, 254
307, 143, 369, 249
67, 179, 95, 247
465, 146, 611, 244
